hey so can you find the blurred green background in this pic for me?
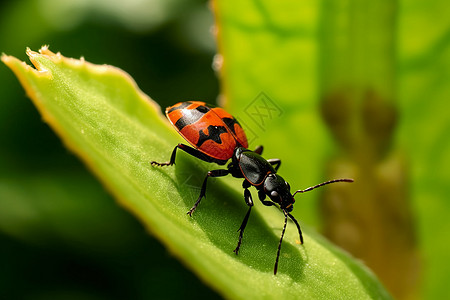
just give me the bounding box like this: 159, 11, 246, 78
1, 0, 449, 299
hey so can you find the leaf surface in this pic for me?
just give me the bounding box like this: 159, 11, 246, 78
2, 47, 390, 299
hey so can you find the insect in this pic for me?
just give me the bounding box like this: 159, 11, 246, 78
151, 101, 353, 274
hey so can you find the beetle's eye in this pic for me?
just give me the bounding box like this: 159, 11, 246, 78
270, 191, 279, 198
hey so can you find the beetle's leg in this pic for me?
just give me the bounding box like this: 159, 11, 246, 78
258, 190, 276, 207
151, 143, 226, 166
234, 180, 254, 255
187, 169, 230, 216
267, 158, 281, 172
254, 145, 264, 155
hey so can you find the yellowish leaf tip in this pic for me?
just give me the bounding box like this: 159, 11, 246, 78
1, 51, 37, 75
1, 53, 9, 64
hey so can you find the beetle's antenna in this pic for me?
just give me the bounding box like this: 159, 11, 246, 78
292, 178, 354, 197
274, 210, 289, 275
287, 212, 303, 244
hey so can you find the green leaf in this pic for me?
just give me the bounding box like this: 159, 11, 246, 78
2, 47, 390, 299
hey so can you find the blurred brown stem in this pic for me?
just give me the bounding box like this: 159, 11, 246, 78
319, 1, 421, 299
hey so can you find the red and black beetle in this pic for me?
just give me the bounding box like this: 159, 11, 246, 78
151, 101, 353, 274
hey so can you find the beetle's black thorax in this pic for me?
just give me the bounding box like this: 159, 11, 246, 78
229, 147, 276, 186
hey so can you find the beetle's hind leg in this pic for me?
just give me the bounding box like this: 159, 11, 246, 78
150, 144, 180, 166
234, 180, 254, 255
151, 143, 226, 166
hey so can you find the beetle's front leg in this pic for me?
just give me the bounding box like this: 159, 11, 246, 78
234, 180, 254, 255
187, 169, 230, 216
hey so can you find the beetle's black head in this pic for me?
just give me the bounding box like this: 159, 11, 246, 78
264, 174, 295, 212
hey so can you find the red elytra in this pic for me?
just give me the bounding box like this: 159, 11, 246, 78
165, 101, 248, 162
